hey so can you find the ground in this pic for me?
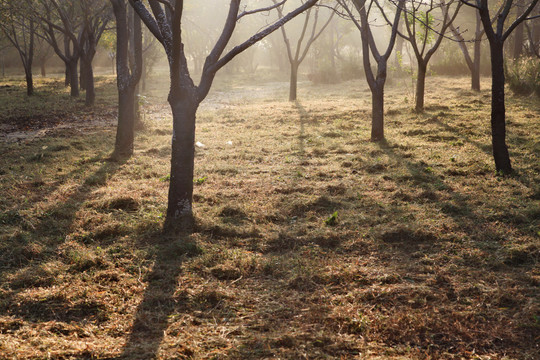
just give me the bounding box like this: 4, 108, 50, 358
0, 72, 539, 359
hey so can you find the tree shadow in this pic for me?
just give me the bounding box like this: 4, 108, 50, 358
0, 155, 126, 322
117, 235, 200, 359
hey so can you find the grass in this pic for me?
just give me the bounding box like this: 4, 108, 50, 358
0, 72, 539, 359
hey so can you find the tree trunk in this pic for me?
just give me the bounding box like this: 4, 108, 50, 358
513, 24, 524, 59
289, 62, 298, 101
84, 56, 95, 106
165, 96, 198, 231
68, 60, 79, 97
25, 69, 34, 96
513, 0, 525, 59
471, 11, 482, 91
65, 65, 70, 87
134, 83, 143, 130
40, 60, 46, 77
113, 87, 137, 158
111, 0, 142, 160
415, 62, 427, 112
472, 39, 481, 91
489, 41, 512, 174
141, 62, 147, 93
82, 46, 97, 107
371, 83, 384, 141
80, 58, 87, 90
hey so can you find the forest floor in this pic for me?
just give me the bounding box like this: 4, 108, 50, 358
0, 73, 539, 359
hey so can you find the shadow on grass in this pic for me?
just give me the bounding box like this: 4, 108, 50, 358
0, 155, 126, 321
117, 235, 201, 359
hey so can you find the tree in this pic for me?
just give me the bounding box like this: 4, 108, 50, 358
275, 0, 335, 101
111, 0, 142, 159
0, 0, 36, 95
100, 29, 117, 74
460, 0, 539, 174
129, 0, 319, 231
140, 26, 162, 93
400, 0, 462, 112
338, 0, 404, 141
35, 37, 54, 77
79, 0, 111, 106
38, 0, 83, 97
512, 0, 525, 58
449, 7, 484, 90
524, 7, 540, 57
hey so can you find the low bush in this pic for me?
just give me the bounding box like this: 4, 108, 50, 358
506, 57, 540, 97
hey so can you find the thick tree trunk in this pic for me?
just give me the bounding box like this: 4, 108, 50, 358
113, 87, 137, 158
111, 0, 142, 160
165, 96, 198, 231
489, 41, 512, 174
67, 60, 79, 97
371, 83, 384, 141
289, 62, 298, 101
415, 62, 427, 112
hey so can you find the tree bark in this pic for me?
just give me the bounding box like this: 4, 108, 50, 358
289, 62, 298, 101
165, 96, 198, 231
65, 66, 70, 87
371, 83, 384, 141
25, 70, 34, 96
472, 12, 482, 91
513, 0, 525, 59
111, 0, 142, 159
84, 54, 95, 106
114, 88, 136, 157
489, 40, 512, 174
80, 58, 87, 90
415, 62, 427, 112
40, 60, 46, 77
68, 60, 79, 97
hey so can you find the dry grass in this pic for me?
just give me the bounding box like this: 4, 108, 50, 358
0, 72, 539, 359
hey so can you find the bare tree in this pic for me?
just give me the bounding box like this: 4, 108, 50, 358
275, 0, 335, 101
111, 0, 142, 159
399, 0, 462, 112
449, 8, 484, 90
35, 37, 54, 77
460, 0, 539, 174
129, 0, 318, 231
140, 26, 162, 92
524, 7, 540, 57
37, 0, 83, 97
512, 0, 525, 58
338, 0, 404, 141
0, 0, 36, 95
79, 0, 111, 106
